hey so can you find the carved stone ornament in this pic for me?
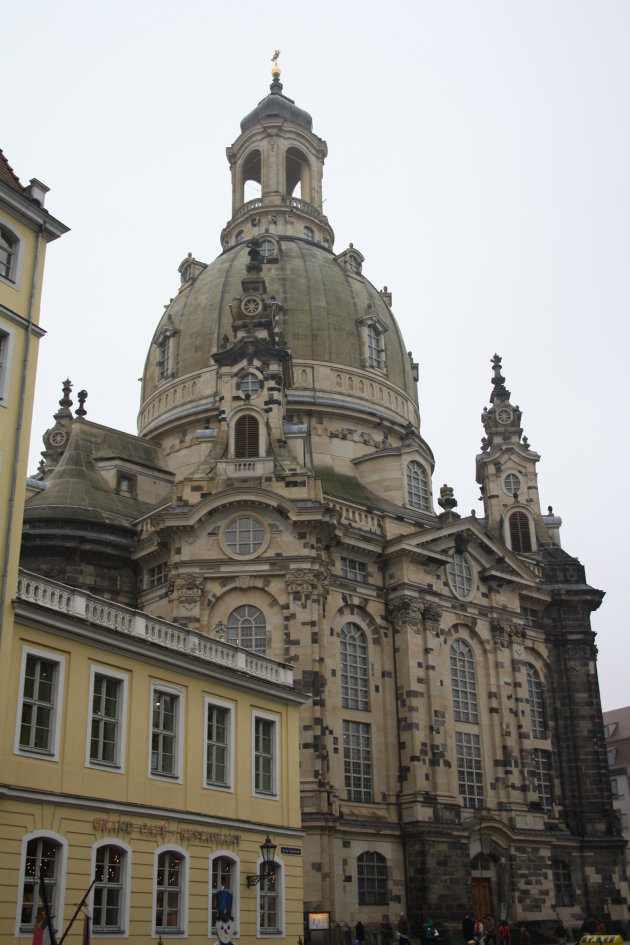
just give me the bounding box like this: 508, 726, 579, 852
387, 597, 424, 632
285, 568, 329, 601
212, 620, 227, 641
423, 602, 443, 636
491, 618, 526, 650
173, 574, 205, 610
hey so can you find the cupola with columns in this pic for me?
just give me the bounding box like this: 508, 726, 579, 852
221, 52, 334, 250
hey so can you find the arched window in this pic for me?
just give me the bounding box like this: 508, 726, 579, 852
259, 861, 282, 933
340, 623, 369, 710
406, 461, 430, 510
234, 415, 259, 458
227, 605, 266, 654
210, 854, 238, 934
19, 834, 65, 933
509, 511, 532, 553
552, 859, 574, 905
450, 640, 478, 723
526, 665, 546, 738
154, 848, 187, 934
357, 851, 388, 906
93, 844, 128, 933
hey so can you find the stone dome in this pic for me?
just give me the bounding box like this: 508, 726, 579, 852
138, 237, 420, 439
240, 77, 313, 133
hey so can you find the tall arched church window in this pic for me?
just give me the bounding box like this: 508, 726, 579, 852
450, 640, 478, 724
340, 623, 369, 710
357, 851, 388, 906
234, 415, 259, 458
406, 461, 430, 511
509, 511, 532, 553
227, 605, 266, 655
526, 664, 546, 738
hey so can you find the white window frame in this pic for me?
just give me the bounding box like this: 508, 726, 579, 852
455, 730, 484, 809
0, 323, 16, 407
252, 711, 279, 799
256, 854, 284, 937
152, 845, 189, 938
343, 719, 373, 802
406, 460, 430, 511
149, 682, 184, 783
209, 851, 241, 938
15, 830, 67, 939
85, 665, 128, 773
14, 645, 66, 761
204, 696, 234, 791
340, 557, 367, 583
0, 219, 24, 289
89, 839, 132, 938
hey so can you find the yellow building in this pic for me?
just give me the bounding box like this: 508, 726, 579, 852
0, 569, 306, 944
0, 151, 68, 639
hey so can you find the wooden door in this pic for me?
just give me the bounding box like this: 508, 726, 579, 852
472, 878, 491, 920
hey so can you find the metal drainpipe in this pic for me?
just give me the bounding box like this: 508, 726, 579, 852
0, 222, 44, 643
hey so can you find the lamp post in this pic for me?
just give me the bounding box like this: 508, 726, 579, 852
246, 835, 277, 888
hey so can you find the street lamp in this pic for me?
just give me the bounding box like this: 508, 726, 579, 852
246, 835, 277, 888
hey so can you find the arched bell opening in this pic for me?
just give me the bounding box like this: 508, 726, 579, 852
286, 147, 311, 203
238, 149, 262, 206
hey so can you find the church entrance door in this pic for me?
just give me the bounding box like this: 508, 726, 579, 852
471, 878, 491, 919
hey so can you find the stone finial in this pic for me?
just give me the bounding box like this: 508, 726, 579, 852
489, 353, 511, 403
59, 378, 73, 409
271, 49, 281, 77
75, 389, 88, 418
438, 484, 458, 512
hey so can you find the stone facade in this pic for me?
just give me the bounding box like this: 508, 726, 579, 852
21, 69, 628, 938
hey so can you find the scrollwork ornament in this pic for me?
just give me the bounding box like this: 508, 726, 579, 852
387, 597, 424, 633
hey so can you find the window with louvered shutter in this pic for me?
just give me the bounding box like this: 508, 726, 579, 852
509, 511, 532, 552
234, 415, 259, 458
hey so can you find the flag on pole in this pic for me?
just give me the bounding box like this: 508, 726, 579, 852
32, 910, 48, 945
82, 914, 91, 945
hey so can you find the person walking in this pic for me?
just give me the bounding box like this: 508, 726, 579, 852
463, 914, 476, 945
498, 921, 510, 945
485, 915, 497, 945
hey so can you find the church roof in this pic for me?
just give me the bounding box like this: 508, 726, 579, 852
240, 77, 313, 133
0, 149, 25, 194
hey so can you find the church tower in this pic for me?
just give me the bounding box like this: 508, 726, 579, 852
22, 61, 627, 938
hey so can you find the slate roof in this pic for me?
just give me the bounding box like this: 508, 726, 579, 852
0, 149, 25, 194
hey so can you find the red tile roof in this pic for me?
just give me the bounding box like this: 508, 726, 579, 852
0, 149, 26, 194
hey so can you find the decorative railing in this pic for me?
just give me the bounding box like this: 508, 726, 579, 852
231, 198, 264, 223
230, 196, 322, 224
16, 571, 293, 686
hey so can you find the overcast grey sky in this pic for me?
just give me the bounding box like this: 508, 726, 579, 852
3, 1, 628, 709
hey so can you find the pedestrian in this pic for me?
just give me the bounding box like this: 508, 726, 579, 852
519, 928, 531, 945
475, 918, 485, 945
498, 921, 511, 945
554, 918, 567, 945
485, 915, 497, 945
398, 913, 410, 945
463, 914, 476, 945
356, 922, 366, 945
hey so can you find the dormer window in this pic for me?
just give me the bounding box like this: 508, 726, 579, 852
117, 472, 137, 497
509, 511, 533, 553
304, 226, 314, 240
348, 254, 361, 273
358, 311, 388, 374
155, 325, 178, 383
234, 414, 259, 458
367, 323, 383, 369
259, 237, 277, 259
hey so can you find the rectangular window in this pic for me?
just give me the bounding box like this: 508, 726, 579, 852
205, 698, 233, 789
253, 713, 278, 797
0, 325, 16, 405
610, 777, 618, 797
340, 557, 367, 583
87, 668, 127, 770
155, 849, 185, 933
552, 859, 574, 906
532, 748, 553, 812
343, 720, 372, 802
520, 606, 538, 628
456, 731, 484, 809
147, 562, 168, 589
16, 648, 65, 760
150, 685, 183, 780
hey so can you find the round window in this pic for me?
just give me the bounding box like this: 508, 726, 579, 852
224, 516, 265, 556
447, 554, 474, 600
242, 296, 262, 316
504, 472, 521, 496
240, 372, 262, 397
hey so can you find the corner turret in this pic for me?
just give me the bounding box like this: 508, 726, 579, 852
476, 354, 561, 552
